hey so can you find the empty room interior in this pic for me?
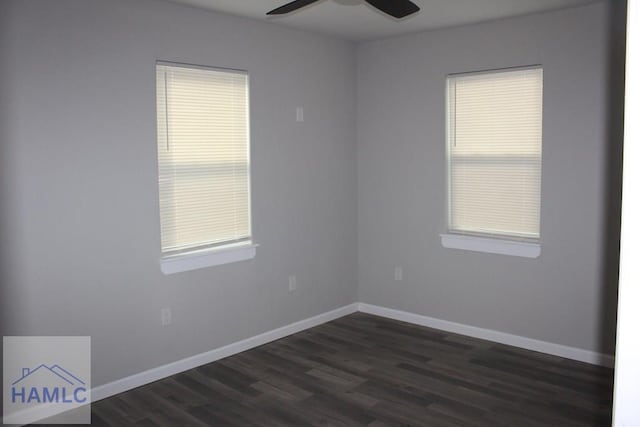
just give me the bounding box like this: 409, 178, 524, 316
1, 0, 637, 425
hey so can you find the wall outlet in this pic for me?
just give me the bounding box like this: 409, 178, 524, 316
288, 275, 297, 292
161, 307, 172, 326
296, 107, 304, 122
394, 266, 403, 281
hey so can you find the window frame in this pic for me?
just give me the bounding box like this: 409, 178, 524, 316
155, 61, 256, 274
442, 65, 543, 258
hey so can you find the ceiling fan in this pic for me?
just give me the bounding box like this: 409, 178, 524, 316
267, 0, 420, 19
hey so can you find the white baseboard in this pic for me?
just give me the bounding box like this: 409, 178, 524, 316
84, 300, 611, 409
91, 303, 359, 402
11, 300, 614, 425
358, 303, 615, 368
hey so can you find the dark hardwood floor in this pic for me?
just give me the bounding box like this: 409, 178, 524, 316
88, 313, 614, 426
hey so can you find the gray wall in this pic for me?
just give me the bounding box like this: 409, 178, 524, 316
0, 0, 357, 386
357, 2, 623, 355
0, 0, 623, 391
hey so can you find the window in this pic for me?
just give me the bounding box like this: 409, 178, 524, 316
442, 67, 542, 257
156, 63, 254, 274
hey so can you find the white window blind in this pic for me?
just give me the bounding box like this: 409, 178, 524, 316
156, 63, 251, 256
447, 67, 542, 240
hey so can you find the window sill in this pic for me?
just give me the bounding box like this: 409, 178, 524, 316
440, 233, 540, 258
160, 242, 258, 275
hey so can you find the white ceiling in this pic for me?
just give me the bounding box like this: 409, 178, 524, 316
165, 0, 604, 41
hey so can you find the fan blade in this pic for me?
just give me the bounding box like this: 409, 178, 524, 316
267, 0, 322, 15
364, 0, 420, 18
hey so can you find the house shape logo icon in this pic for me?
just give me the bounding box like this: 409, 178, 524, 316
13, 365, 85, 387
11, 364, 87, 404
